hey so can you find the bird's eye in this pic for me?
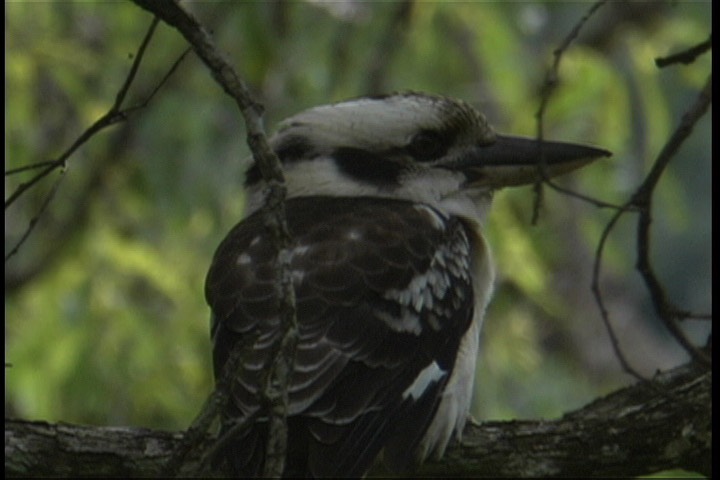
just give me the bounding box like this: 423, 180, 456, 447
407, 130, 449, 162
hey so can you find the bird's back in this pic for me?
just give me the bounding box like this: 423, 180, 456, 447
206, 195, 480, 476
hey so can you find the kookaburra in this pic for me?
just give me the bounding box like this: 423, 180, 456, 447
205, 92, 610, 477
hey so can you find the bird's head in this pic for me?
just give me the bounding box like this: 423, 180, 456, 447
244, 92, 610, 221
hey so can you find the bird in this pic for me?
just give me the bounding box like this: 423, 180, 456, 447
205, 92, 610, 477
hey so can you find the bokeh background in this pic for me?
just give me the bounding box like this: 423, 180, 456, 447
5, 0, 710, 453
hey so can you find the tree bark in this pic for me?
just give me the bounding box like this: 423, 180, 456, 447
5, 360, 710, 478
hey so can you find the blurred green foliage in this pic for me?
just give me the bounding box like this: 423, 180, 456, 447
5, 0, 711, 447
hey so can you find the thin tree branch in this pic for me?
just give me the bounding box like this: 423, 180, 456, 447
125, 45, 192, 114
4, 168, 67, 262
531, 0, 643, 381
655, 33, 712, 68
631, 74, 712, 367
161, 334, 251, 476
535, 2, 711, 375
532, 0, 612, 224
5, 18, 152, 257
590, 205, 647, 382
591, 74, 712, 377
6, 16, 188, 269
4, 17, 161, 210
5, 160, 57, 176
127, 2, 298, 477
536, 0, 607, 126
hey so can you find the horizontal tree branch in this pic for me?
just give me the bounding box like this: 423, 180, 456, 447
5, 360, 710, 478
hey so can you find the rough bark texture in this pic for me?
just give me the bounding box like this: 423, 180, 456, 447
5, 361, 710, 478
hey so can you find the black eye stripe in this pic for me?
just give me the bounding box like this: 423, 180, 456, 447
407, 130, 450, 162
333, 147, 404, 186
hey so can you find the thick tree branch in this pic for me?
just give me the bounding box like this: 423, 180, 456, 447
5, 360, 710, 478
411, 361, 710, 478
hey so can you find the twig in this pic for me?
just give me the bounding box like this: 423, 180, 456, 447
655, 34, 712, 68
590, 204, 646, 381
5, 160, 57, 176
197, 411, 259, 473
532, 0, 611, 224
163, 335, 254, 476
631, 74, 712, 367
5, 168, 67, 262
531, 0, 699, 379
591, 74, 712, 375
530, 2, 626, 367
536, 0, 608, 122
125, 46, 191, 114
4, 17, 160, 210
533, 1, 711, 375
5, 16, 187, 266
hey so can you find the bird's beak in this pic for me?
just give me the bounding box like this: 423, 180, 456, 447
456, 135, 611, 189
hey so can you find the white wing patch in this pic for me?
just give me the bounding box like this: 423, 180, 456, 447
292, 244, 311, 256
345, 228, 363, 241
403, 361, 446, 400
376, 309, 424, 335
383, 236, 471, 331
